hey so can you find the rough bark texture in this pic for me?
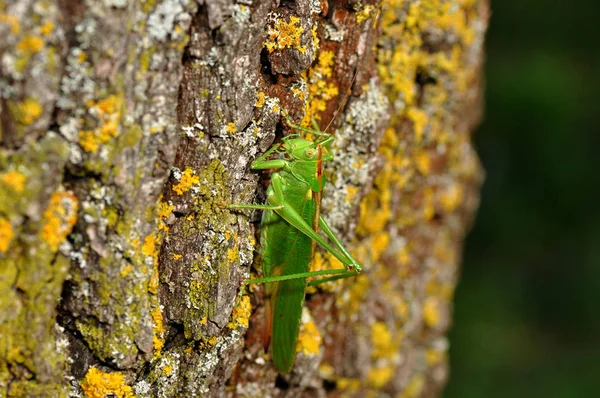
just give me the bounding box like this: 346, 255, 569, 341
0, 0, 488, 397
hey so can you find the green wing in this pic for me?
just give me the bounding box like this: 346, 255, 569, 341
260, 176, 315, 373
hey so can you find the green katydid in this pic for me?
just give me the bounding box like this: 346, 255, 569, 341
229, 114, 364, 373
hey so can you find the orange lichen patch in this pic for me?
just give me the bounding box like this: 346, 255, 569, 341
40, 191, 79, 252
172, 167, 199, 195
227, 295, 251, 329
264, 15, 306, 54
1, 170, 27, 192
301, 50, 339, 127
80, 367, 134, 398
0, 13, 21, 35
255, 91, 266, 108
0, 218, 14, 253
79, 95, 122, 152
10, 97, 43, 126
163, 364, 173, 376
16, 34, 44, 55
296, 309, 321, 356
151, 305, 165, 357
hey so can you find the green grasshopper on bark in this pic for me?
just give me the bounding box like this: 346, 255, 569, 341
229, 114, 364, 373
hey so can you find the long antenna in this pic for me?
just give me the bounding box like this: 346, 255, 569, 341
323, 6, 381, 133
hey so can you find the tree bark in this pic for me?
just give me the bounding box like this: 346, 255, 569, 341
0, 0, 488, 397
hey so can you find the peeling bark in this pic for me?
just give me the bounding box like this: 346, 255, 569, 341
0, 0, 488, 397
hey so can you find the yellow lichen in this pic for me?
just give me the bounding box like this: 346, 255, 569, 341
142, 234, 156, 257
265, 15, 306, 54
0, 218, 14, 253
142, 233, 161, 295
226, 246, 238, 262
225, 122, 237, 134
356, 5, 375, 23
422, 296, 440, 328
255, 91, 266, 108
422, 186, 435, 220
0, 13, 21, 35
120, 265, 132, 278
79, 95, 122, 152
399, 374, 425, 398
172, 253, 182, 260
1, 170, 27, 192
16, 34, 44, 55
414, 150, 431, 175
227, 295, 251, 329
40, 191, 79, 252
425, 347, 445, 365
172, 167, 199, 195
39, 21, 54, 36
345, 185, 358, 203
80, 367, 135, 398
337, 377, 361, 392
296, 309, 321, 356
440, 183, 463, 212
367, 321, 397, 388
158, 201, 174, 232
151, 305, 165, 357
371, 322, 392, 358
406, 107, 428, 142
367, 365, 394, 389
300, 50, 339, 127
10, 97, 43, 126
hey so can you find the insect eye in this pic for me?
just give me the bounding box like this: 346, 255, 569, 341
305, 149, 315, 158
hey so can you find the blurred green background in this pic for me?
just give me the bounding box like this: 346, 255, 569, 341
444, 1, 600, 397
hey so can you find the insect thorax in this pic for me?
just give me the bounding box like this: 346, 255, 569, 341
289, 160, 324, 193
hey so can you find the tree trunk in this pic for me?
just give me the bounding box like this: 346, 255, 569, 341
0, 0, 488, 397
